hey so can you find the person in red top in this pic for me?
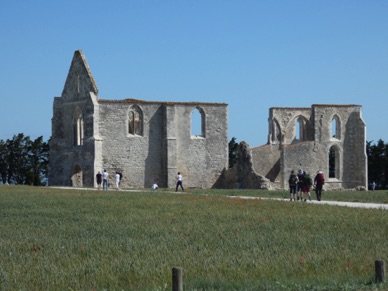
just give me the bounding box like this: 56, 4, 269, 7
314, 170, 325, 201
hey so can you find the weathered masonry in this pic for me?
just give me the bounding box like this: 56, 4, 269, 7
250, 105, 368, 190
49, 50, 228, 188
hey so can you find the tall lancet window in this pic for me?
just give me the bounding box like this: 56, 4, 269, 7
128, 105, 143, 136
295, 117, 306, 141
73, 108, 84, 146
331, 115, 341, 139
329, 145, 340, 178
191, 107, 206, 138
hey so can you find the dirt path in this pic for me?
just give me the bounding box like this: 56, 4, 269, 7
230, 195, 388, 210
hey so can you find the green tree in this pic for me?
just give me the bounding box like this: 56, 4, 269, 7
366, 139, 386, 189
5, 134, 31, 184
1, 133, 49, 185
26, 136, 49, 185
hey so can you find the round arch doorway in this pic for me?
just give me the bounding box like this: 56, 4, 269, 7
71, 164, 83, 187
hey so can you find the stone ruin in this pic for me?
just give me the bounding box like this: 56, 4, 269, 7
216, 105, 368, 190
49, 50, 368, 190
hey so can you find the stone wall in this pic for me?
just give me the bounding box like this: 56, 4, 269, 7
96, 100, 228, 188
250, 144, 282, 183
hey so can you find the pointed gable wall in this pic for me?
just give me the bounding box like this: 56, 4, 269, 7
49, 50, 100, 187
61, 50, 98, 100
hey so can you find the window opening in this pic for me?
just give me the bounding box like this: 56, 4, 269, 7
296, 119, 301, 140
191, 107, 205, 137
128, 106, 143, 135
295, 117, 305, 141
329, 146, 340, 178
73, 109, 84, 146
331, 115, 341, 139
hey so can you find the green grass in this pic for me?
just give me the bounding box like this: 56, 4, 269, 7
0, 186, 387, 290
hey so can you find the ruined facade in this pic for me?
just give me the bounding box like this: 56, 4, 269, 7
250, 105, 367, 190
49, 50, 228, 188
49, 51, 367, 191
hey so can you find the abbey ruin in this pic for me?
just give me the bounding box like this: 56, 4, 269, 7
49, 50, 368, 190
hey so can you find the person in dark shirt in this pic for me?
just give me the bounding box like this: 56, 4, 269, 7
96, 171, 102, 189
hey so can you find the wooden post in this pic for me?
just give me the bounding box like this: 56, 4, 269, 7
375, 259, 385, 283
172, 267, 183, 291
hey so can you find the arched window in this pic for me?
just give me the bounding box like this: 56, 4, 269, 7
331, 115, 341, 139
191, 107, 205, 138
73, 108, 84, 146
295, 117, 306, 141
329, 145, 340, 179
128, 105, 143, 136
296, 119, 301, 140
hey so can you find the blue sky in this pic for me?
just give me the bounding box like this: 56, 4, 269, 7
1, 1, 387, 146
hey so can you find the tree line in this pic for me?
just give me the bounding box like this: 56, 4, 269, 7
0, 133, 49, 186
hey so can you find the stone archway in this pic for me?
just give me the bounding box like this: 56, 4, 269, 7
71, 164, 83, 187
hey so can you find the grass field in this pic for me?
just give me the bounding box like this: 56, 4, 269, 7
0, 186, 387, 290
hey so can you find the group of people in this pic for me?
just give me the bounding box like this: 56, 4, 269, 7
288, 169, 325, 202
96, 170, 122, 190
95, 170, 185, 191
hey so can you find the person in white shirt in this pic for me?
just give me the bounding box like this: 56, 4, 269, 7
103, 170, 109, 190
175, 172, 184, 192
115, 172, 120, 190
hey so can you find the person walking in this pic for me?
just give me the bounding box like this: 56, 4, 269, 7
175, 172, 184, 192
302, 171, 312, 202
288, 170, 298, 201
297, 169, 304, 201
103, 169, 109, 190
96, 171, 102, 189
314, 170, 325, 201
